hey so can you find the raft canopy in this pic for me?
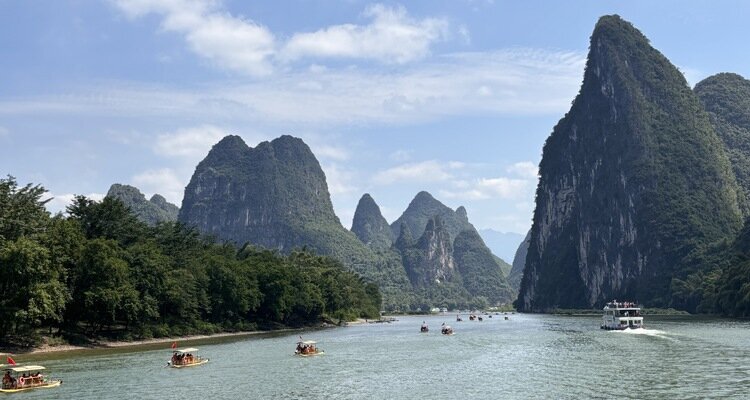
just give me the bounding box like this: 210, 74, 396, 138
8, 366, 45, 372
298, 340, 317, 345
175, 348, 199, 353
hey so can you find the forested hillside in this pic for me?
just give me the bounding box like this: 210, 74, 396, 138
0, 176, 380, 346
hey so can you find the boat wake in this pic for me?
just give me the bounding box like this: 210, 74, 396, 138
616, 328, 668, 338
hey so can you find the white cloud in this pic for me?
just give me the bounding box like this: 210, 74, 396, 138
312, 144, 350, 161
373, 160, 465, 185
131, 168, 185, 205
337, 207, 357, 229
113, 1, 448, 74
439, 188, 490, 200
477, 177, 529, 198
0, 48, 584, 126
477, 85, 492, 96
281, 4, 449, 64
507, 161, 538, 179
458, 25, 471, 45
390, 149, 412, 162
46, 192, 105, 214
321, 163, 357, 195
154, 125, 233, 159
113, 0, 275, 76
438, 164, 535, 201
378, 205, 399, 224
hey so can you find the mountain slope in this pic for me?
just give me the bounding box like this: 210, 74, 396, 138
178, 135, 411, 295
401, 216, 458, 288
517, 15, 743, 312
454, 229, 515, 304
106, 184, 179, 225
509, 230, 531, 291
351, 193, 393, 249
695, 73, 750, 212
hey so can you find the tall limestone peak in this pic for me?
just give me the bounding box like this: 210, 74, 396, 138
695, 73, 750, 211
106, 184, 179, 226
149, 194, 170, 207
390, 191, 474, 242
201, 134, 252, 167
403, 215, 457, 287
455, 206, 468, 223
517, 16, 742, 312
351, 193, 393, 248
179, 135, 362, 263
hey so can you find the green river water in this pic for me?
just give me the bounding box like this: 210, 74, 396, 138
9, 314, 750, 399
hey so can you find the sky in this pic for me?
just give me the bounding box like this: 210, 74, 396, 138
1, 0, 749, 235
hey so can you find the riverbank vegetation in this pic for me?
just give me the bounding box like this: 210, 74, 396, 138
0, 177, 381, 348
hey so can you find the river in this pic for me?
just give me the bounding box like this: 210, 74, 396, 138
13, 314, 750, 399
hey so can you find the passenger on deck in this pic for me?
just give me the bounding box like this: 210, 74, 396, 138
2, 371, 13, 388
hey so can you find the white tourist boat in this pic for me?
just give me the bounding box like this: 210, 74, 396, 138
168, 347, 209, 368
601, 301, 644, 330
1, 365, 62, 393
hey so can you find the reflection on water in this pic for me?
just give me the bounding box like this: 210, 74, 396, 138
13, 314, 750, 399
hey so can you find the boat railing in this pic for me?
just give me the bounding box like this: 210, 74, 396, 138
605, 301, 639, 309
4, 375, 49, 389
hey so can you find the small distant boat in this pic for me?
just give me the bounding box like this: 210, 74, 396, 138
169, 348, 209, 368
441, 324, 454, 335
420, 322, 429, 333
456, 315, 463, 322
1, 365, 62, 393
601, 301, 644, 330
295, 340, 325, 357
469, 314, 476, 321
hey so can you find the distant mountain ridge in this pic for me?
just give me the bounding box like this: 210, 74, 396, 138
388, 191, 515, 306
177, 135, 414, 308
390, 191, 473, 242
106, 184, 179, 225
478, 229, 524, 264
174, 134, 516, 309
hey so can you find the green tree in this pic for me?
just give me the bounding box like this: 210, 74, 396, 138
68, 239, 140, 332
0, 238, 69, 335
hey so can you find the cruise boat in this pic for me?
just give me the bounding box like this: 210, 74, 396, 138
601, 301, 644, 330
1, 365, 62, 393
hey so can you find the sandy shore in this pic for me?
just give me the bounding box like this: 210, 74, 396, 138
14, 329, 299, 356
8, 318, 381, 356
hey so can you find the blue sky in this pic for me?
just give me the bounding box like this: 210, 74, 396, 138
1, 0, 749, 235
